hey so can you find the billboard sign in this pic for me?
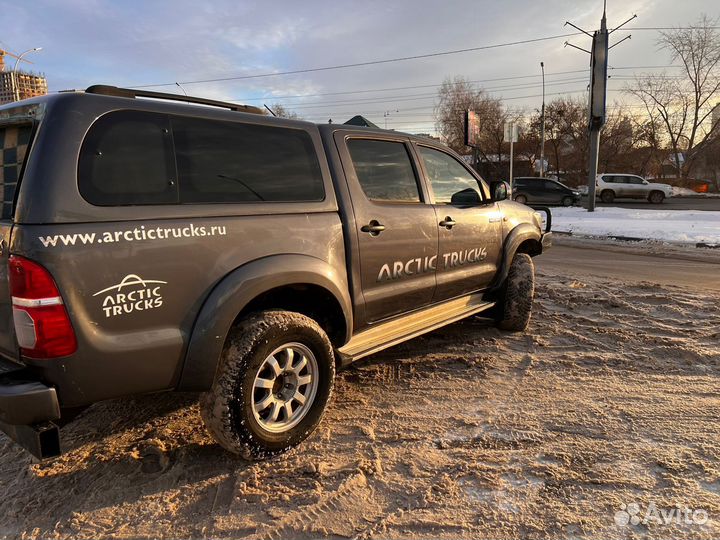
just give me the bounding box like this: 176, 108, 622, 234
464, 110, 480, 147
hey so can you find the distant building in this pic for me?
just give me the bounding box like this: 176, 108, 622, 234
0, 70, 48, 104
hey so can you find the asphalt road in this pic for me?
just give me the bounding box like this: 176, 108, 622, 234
591, 197, 720, 211
536, 242, 719, 290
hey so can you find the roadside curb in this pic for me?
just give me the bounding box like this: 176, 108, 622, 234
552, 230, 720, 249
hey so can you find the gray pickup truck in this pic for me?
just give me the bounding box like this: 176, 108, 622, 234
0, 86, 551, 460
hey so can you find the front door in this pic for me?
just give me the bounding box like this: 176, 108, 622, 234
414, 145, 503, 301
337, 135, 439, 323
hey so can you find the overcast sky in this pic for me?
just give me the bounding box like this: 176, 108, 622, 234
0, 0, 715, 132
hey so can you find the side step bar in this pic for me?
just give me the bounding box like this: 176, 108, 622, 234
338, 293, 495, 364
0, 420, 60, 460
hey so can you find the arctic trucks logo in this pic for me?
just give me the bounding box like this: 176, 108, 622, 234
93, 274, 167, 318
377, 247, 488, 282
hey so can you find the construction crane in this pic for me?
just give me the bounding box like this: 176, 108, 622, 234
0, 48, 33, 72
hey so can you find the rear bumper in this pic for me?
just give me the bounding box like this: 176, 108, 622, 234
0, 377, 60, 425
0, 368, 62, 459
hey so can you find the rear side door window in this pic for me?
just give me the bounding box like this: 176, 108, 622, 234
347, 139, 422, 202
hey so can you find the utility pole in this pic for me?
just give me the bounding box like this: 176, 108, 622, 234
565, 1, 635, 211
586, 9, 608, 212
504, 122, 518, 190
539, 61, 546, 177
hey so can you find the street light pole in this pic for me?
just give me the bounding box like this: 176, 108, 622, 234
539, 61, 546, 177
12, 47, 42, 102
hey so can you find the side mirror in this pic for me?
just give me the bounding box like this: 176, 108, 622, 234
450, 188, 482, 205
490, 181, 509, 202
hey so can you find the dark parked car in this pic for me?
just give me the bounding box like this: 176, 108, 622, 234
512, 177, 581, 206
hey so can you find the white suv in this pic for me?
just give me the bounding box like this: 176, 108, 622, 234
596, 174, 673, 204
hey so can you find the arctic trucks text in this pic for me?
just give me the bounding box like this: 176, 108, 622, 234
0, 86, 551, 460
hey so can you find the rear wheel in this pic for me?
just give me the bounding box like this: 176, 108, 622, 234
494, 253, 535, 332
200, 310, 335, 460
600, 190, 615, 203
561, 196, 574, 207
515, 194, 528, 204
648, 190, 665, 204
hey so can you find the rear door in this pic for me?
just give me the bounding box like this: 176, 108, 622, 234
415, 144, 502, 300
542, 180, 565, 204
0, 111, 37, 360
336, 135, 438, 323
614, 175, 634, 197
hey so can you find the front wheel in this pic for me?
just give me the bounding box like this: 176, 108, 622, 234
515, 194, 528, 204
200, 310, 335, 460
494, 253, 535, 332
648, 191, 665, 204
561, 196, 574, 207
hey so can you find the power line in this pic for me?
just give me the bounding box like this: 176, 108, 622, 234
134, 31, 585, 88
218, 65, 679, 103
626, 26, 720, 30
271, 77, 591, 110
230, 69, 590, 101
263, 75, 651, 112
131, 26, 700, 90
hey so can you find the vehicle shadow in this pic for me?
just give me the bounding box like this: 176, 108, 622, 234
0, 316, 503, 533
0, 392, 252, 534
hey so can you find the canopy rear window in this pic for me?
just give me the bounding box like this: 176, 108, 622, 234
0, 123, 33, 220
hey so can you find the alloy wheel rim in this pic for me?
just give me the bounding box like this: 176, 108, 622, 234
251, 342, 319, 433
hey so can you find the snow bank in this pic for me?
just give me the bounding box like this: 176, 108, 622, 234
672, 187, 720, 198
551, 207, 720, 244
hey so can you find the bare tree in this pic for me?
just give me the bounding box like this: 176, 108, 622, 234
268, 103, 300, 120
527, 97, 589, 183
626, 14, 720, 177
434, 76, 506, 167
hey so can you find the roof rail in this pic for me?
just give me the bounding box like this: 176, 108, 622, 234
85, 85, 265, 115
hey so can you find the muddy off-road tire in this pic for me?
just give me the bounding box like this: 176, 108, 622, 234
495, 253, 535, 332
200, 310, 335, 460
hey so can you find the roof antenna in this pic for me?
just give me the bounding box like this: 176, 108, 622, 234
263, 104, 277, 116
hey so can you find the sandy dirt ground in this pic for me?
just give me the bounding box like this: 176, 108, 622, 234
1, 264, 719, 539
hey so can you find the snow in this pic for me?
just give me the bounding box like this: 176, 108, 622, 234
673, 187, 702, 196
550, 206, 720, 244
671, 187, 720, 198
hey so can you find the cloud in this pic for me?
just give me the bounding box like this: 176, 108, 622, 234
2, 0, 712, 131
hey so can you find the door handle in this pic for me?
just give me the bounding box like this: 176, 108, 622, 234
361, 220, 386, 236
439, 217, 456, 229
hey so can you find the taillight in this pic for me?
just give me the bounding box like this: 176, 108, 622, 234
9, 255, 77, 359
